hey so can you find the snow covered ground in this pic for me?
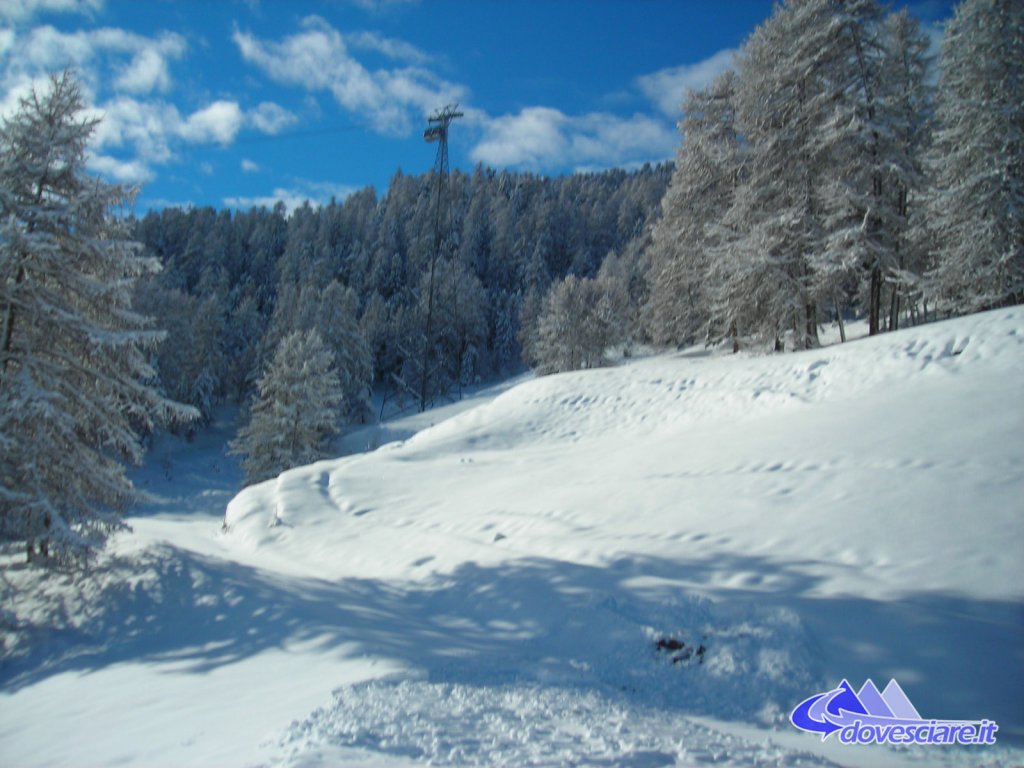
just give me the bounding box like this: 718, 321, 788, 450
2, 309, 1023, 767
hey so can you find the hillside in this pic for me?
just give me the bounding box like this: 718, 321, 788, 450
2, 308, 1023, 767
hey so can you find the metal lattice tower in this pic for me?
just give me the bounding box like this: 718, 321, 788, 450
424, 104, 463, 256
417, 104, 462, 412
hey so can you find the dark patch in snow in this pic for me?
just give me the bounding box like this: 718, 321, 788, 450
654, 635, 706, 666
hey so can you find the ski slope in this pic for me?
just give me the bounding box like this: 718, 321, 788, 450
2, 308, 1023, 767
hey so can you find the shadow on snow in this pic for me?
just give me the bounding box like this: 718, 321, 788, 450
2, 546, 1021, 743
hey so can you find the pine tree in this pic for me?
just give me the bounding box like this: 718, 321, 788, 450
724, 0, 833, 350
533, 274, 620, 375
647, 70, 741, 347
315, 281, 373, 423
927, 0, 1024, 312
596, 246, 642, 349
879, 10, 932, 330
0, 72, 193, 563
711, 0, 909, 347
231, 329, 343, 485
433, 258, 487, 396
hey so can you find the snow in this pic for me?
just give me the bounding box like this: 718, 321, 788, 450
3, 308, 1023, 767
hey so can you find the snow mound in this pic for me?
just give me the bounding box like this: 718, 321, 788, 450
223, 308, 1024, 599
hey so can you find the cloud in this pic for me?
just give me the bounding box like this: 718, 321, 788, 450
86, 153, 154, 184
233, 16, 464, 135
84, 96, 294, 184
470, 107, 568, 168
138, 196, 196, 210
114, 36, 187, 94
0, 0, 102, 23
0, 73, 48, 120
0, 16, 295, 189
343, 0, 420, 11
347, 30, 429, 64
470, 107, 676, 171
0, 29, 14, 58
241, 158, 260, 173
223, 180, 358, 213
248, 101, 297, 134
468, 50, 725, 171
5, 25, 187, 97
88, 96, 181, 164
179, 100, 244, 145
636, 49, 737, 117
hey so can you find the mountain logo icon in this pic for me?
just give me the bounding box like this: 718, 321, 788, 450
790, 679, 998, 746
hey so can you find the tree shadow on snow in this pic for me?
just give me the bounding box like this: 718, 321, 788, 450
1, 547, 1021, 743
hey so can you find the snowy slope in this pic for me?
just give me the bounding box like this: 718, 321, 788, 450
2, 309, 1023, 768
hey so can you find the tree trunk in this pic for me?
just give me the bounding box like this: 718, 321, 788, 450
805, 301, 818, 348
832, 292, 846, 343
868, 266, 882, 335
2, 180, 47, 380
889, 284, 901, 332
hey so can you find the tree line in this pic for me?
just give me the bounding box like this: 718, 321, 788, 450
646, 0, 1022, 352
133, 162, 671, 483
1, 0, 1019, 565
0, 69, 671, 563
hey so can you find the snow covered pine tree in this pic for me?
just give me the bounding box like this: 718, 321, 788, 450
230, 328, 344, 485
926, 0, 1024, 312
0, 72, 194, 564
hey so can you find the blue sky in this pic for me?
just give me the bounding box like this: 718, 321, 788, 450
0, 0, 954, 213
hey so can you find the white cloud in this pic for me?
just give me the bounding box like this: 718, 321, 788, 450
0, 0, 101, 23
114, 34, 186, 94
0, 25, 188, 133
471, 107, 568, 168
344, 0, 420, 11
0, 73, 47, 119
179, 100, 244, 145
248, 101, 297, 134
0, 18, 295, 189
636, 48, 737, 117
139, 196, 196, 210
10, 26, 186, 94
88, 96, 181, 164
347, 31, 429, 64
0, 29, 14, 58
86, 153, 153, 184
114, 48, 169, 93
241, 158, 260, 173
224, 180, 358, 213
471, 107, 676, 171
85, 96, 285, 183
16, 25, 106, 72
570, 113, 678, 167
233, 16, 464, 136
